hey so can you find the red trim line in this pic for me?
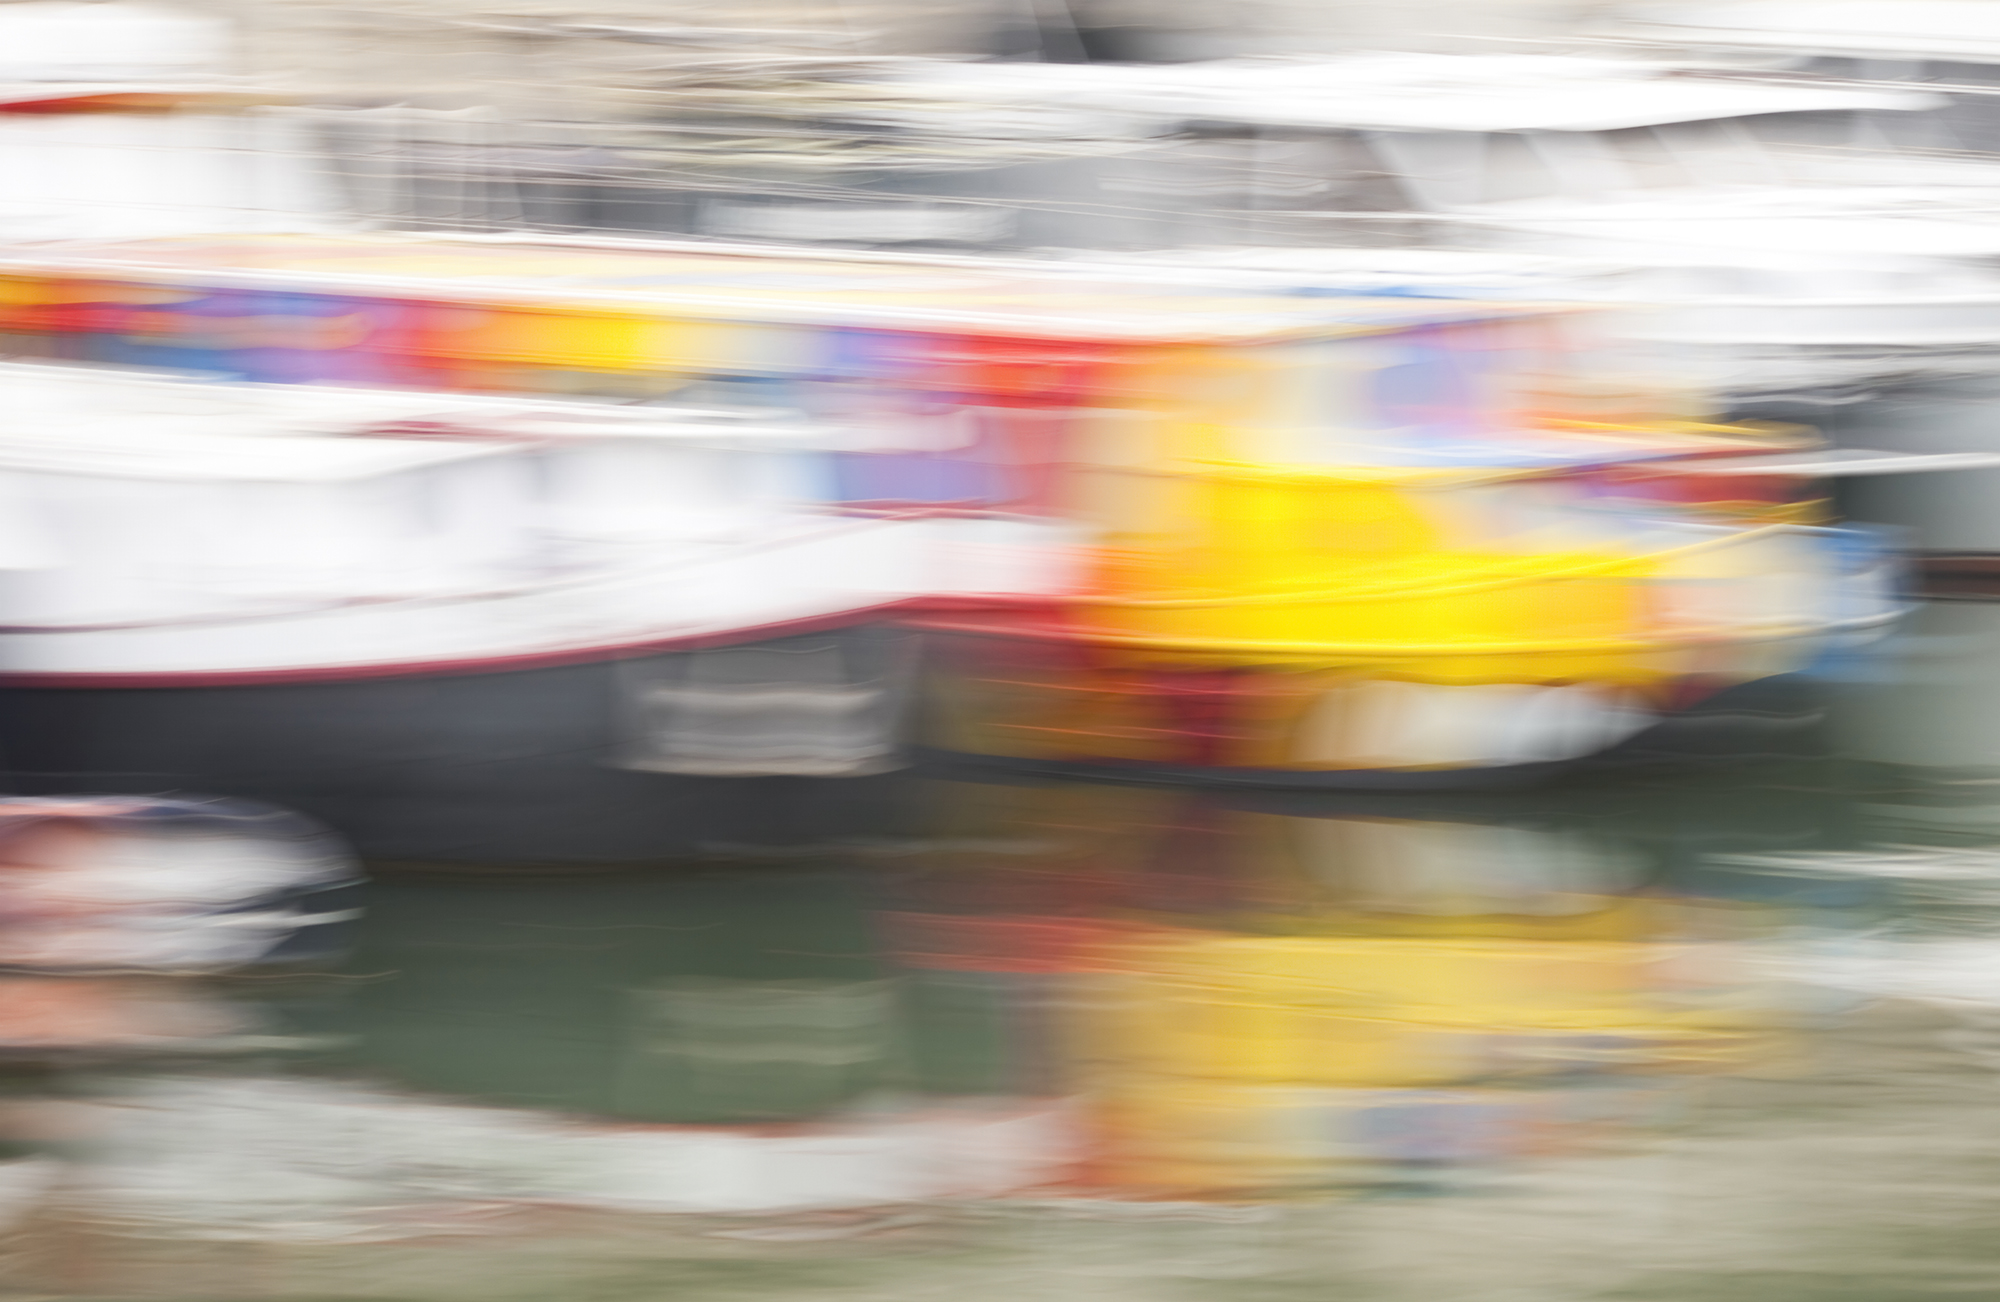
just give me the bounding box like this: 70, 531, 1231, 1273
900, 608, 1087, 641
0, 603, 915, 689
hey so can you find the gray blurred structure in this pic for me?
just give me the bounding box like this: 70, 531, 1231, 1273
99, 0, 1646, 249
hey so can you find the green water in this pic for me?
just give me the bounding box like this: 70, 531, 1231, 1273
24, 602, 2000, 1300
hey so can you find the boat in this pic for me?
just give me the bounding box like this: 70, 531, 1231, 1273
0, 227, 1912, 796
0, 792, 361, 975
0, 228, 1920, 797
902, 314, 1908, 788
876, 53, 2000, 388
0, 789, 358, 1104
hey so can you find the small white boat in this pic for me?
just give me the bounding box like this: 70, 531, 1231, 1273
0, 793, 360, 973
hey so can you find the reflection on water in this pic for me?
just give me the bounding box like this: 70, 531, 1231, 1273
15, 605, 2000, 1297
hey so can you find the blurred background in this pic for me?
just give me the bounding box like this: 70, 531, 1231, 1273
4, 1, 2000, 1300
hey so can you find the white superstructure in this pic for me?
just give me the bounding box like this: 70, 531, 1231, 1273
0, 366, 1077, 679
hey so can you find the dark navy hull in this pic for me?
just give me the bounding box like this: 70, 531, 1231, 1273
0, 631, 920, 865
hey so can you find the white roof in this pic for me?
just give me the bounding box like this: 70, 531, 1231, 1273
1614, 3, 2000, 63
890, 53, 1940, 133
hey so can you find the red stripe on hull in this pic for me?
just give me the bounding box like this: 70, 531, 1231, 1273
0, 603, 917, 689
